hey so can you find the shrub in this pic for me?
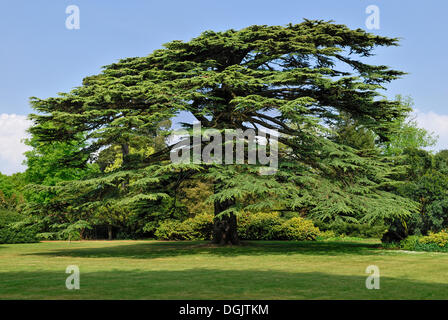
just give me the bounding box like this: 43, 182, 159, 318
316, 230, 336, 240
184, 213, 214, 240
237, 212, 283, 240
155, 220, 190, 240
155, 213, 322, 241
276, 217, 321, 241
0, 210, 39, 244
419, 230, 448, 248
397, 231, 448, 253
155, 213, 213, 240
316, 220, 387, 238
0, 209, 22, 226
0, 226, 39, 244
399, 235, 420, 250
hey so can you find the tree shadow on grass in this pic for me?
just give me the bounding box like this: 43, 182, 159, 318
1, 268, 447, 299
23, 240, 383, 260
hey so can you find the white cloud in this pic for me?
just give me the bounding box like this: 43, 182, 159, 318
414, 110, 448, 151
0, 114, 32, 175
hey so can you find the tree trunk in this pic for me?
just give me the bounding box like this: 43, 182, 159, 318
121, 143, 130, 158
212, 197, 239, 245
108, 225, 113, 240
121, 143, 130, 189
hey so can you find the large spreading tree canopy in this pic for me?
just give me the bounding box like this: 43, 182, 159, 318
27, 20, 417, 244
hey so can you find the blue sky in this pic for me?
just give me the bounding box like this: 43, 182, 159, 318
0, 0, 447, 174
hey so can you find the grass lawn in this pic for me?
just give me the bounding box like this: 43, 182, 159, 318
1, 239, 448, 299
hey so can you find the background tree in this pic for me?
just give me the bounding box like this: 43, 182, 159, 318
0, 172, 26, 211
385, 149, 448, 240
375, 97, 443, 242
330, 112, 376, 150
382, 95, 437, 157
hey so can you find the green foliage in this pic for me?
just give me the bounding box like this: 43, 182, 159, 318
0, 226, 39, 244
395, 231, 448, 253
381, 146, 448, 243
33, 220, 93, 241
24, 134, 96, 186
154, 220, 186, 240
178, 179, 214, 216
276, 217, 321, 241
154, 213, 214, 240
404, 171, 448, 232
0, 173, 26, 210
331, 112, 376, 150
0, 209, 22, 226
237, 212, 284, 240
434, 150, 448, 173
383, 149, 448, 241
0, 210, 38, 244
382, 95, 437, 157
315, 220, 387, 238
0, 227, 38, 244
399, 235, 420, 250
55, 220, 93, 241
21, 132, 100, 237
236, 212, 323, 241
154, 212, 322, 241
420, 230, 448, 248
378, 97, 442, 243
185, 213, 214, 239
315, 230, 336, 240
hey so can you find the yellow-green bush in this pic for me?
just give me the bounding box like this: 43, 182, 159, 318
183, 213, 214, 240
276, 217, 321, 241
317, 230, 336, 240
155, 212, 322, 241
155, 213, 213, 240
399, 235, 420, 250
155, 220, 191, 240
237, 212, 283, 240
397, 231, 448, 252
419, 230, 448, 248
